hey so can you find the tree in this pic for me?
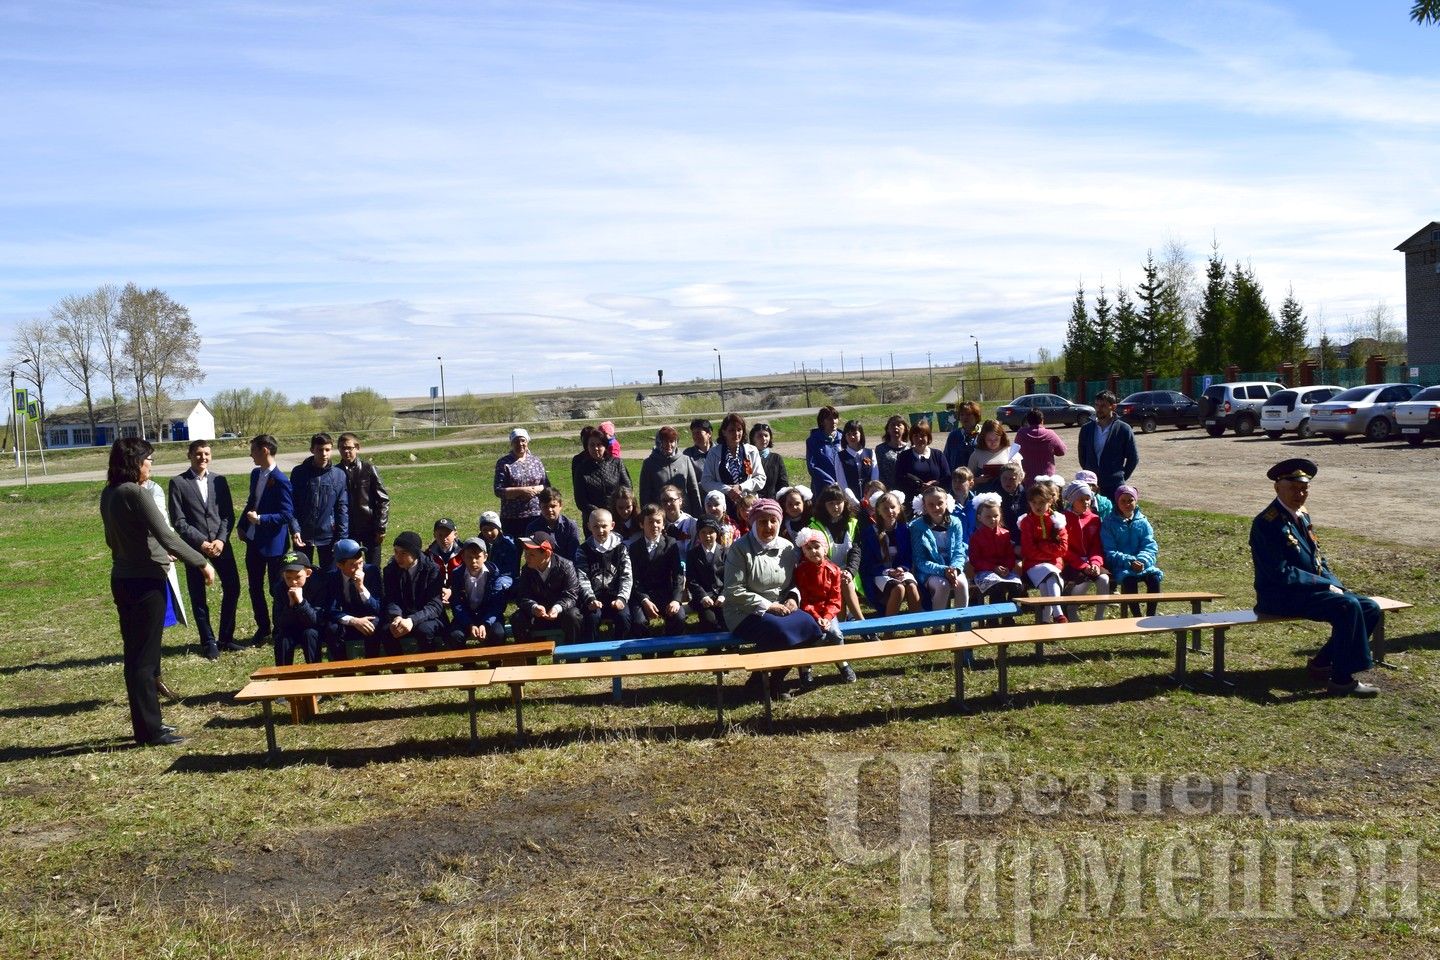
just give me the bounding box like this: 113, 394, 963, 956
211, 388, 291, 436
1413, 0, 1440, 25
1091, 285, 1113, 377
449, 392, 536, 425
1135, 252, 1165, 373
1062, 284, 1093, 381
1274, 286, 1308, 368
117, 284, 204, 439
8, 318, 56, 444
1227, 263, 1278, 372
1316, 320, 1342, 376
1110, 285, 1142, 376
325, 388, 392, 432
50, 292, 102, 435
88, 284, 127, 433
1193, 244, 1229, 373
1348, 301, 1405, 360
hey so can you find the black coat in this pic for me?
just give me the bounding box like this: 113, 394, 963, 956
341, 457, 390, 543
628, 534, 684, 606
382, 554, 446, 628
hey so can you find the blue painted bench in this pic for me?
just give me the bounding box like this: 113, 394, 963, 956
551, 602, 1019, 700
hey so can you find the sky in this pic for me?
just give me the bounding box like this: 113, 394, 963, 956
1, 0, 1435, 402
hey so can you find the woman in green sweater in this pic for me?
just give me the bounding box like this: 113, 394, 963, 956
100, 438, 214, 746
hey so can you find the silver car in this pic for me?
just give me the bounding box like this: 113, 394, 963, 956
1309, 383, 1423, 442
1396, 385, 1440, 447
1259, 385, 1342, 439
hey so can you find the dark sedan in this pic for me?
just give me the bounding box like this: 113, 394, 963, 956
1116, 390, 1201, 433
995, 393, 1096, 430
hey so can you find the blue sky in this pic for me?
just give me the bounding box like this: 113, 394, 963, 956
2, 0, 1435, 400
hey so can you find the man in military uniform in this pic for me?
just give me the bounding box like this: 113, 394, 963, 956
1249, 458, 1381, 697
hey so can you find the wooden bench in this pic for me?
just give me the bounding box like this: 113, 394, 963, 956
549, 602, 1019, 700
974, 596, 1413, 701
737, 631, 990, 730
489, 654, 748, 738
1013, 591, 1225, 660
248, 641, 554, 723
234, 669, 496, 753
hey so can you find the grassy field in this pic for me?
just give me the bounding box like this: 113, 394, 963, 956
2, 458, 1437, 959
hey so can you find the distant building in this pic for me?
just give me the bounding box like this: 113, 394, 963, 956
42, 399, 215, 449
1396, 221, 1440, 366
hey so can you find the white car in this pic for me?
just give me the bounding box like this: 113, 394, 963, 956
1260, 385, 1342, 439
1396, 385, 1440, 447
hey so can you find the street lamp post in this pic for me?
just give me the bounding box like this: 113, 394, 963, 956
437, 356, 447, 427
970, 335, 982, 402
713, 347, 725, 408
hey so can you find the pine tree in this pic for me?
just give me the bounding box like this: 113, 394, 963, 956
1092, 285, 1113, 377
1274, 286, 1308, 368
1135, 252, 1165, 372
1227, 263, 1278, 372
1193, 244, 1229, 373
1062, 284, 1092, 381
1111, 286, 1142, 376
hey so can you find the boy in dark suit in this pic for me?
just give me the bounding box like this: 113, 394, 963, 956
317, 538, 383, 660
238, 434, 295, 645
167, 438, 242, 658
628, 504, 686, 636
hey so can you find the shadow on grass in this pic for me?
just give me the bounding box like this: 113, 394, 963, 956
0, 642, 196, 676
0, 698, 106, 720
0, 736, 140, 762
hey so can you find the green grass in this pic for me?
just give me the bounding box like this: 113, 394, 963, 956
1, 466, 1437, 959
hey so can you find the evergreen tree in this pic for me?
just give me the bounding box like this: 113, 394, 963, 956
1274, 286, 1308, 368
1092, 285, 1113, 377
1111, 285, 1142, 376
1227, 263, 1278, 372
1135, 253, 1163, 372
1062, 284, 1092, 381
1193, 244, 1229, 373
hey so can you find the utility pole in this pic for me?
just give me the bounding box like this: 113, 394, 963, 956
970, 335, 983, 402
927, 352, 933, 389
7, 367, 16, 466
437, 356, 447, 427
840, 351, 845, 377
890, 351, 895, 378
860, 355, 865, 380
801, 362, 811, 406
713, 348, 725, 408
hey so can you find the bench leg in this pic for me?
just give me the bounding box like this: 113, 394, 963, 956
1034, 642, 1045, 664
951, 650, 971, 712
262, 700, 278, 755
612, 655, 624, 703
997, 646, 1011, 705
714, 671, 726, 728
1188, 600, 1206, 653
761, 676, 773, 733
1373, 612, 1397, 669
1202, 628, 1234, 691
511, 683, 526, 743
1171, 630, 1189, 687
468, 688, 478, 749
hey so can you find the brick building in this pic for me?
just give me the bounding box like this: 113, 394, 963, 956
1396, 221, 1440, 366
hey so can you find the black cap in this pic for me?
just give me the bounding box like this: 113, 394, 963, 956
281, 550, 313, 572
520, 531, 556, 552
393, 531, 424, 556
695, 516, 723, 535
434, 517, 456, 532
1267, 458, 1318, 483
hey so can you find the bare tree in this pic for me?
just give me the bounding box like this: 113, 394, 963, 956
50, 292, 103, 435
1346, 301, 1406, 360
8, 318, 57, 443
118, 284, 204, 440
211, 387, 290, 436
87, 284, 127, 434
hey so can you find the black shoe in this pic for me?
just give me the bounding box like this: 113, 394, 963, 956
247, 631, 271, 648
219, 640, 247, 653
160, 724, 177, 735
201, 644, 220, 661
144, 732, 185, 746
798, 667, 817, 689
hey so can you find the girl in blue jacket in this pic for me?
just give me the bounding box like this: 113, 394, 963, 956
909, 486, 969, 611
1100, 484, 1163, 616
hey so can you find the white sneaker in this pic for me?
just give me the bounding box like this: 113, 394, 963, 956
1327, 680, 1379, 698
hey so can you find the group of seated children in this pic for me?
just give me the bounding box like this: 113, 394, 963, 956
266, 441, 1164, 667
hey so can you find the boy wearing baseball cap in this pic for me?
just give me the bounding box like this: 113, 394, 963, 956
272, 551, 321, 666
447, 537, 511, 647
512, 531, 582, 644
317, 538, 383, 660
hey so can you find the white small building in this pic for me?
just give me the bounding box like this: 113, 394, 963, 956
41, 399, 215, 449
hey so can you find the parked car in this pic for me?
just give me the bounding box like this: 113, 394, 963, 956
1199, 381, 1285, 437
1394, 385, 1440, 447
994, 393, 1096, 430
1116, 391, 1200, 432
1309, 383, 1424, 442
1259, 385, 1342, 439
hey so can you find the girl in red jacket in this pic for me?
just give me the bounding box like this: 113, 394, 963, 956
1061, 480, 1111, 619
793, 528, 858, 684
969, 493, 1023, 604
1018, 480, 1069, 623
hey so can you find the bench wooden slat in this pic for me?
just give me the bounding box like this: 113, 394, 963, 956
249, 641, 554, 680
552, 632, 733, 661
235, 668, 496, 702
1013, 591, 1223, 607
738, 631, 987, 672
491, 653, 746, 685
839, 602, 1018, 636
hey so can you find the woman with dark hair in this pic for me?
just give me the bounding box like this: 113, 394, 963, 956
893, 420, 950, 503
874, 415, 909, 490
639, 425, 702, 516
838, 419, 878, 503
100, 438, 214, 747
701, 412, 766, 523
572, 425, 632, 525
943, 400, 983, 474
749, 421, 790, 502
